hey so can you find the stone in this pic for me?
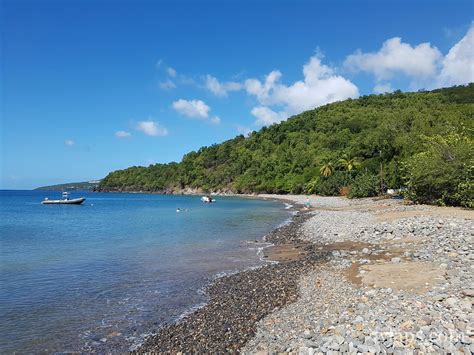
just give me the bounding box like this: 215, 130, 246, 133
391, 257, 401, 263
462, 289, 474, 297
459, 300, 472, 310
445, 297, 458, 307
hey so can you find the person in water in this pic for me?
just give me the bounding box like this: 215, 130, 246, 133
304, 197, 311, 209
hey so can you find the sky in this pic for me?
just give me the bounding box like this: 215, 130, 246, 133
1, 0, 473, 189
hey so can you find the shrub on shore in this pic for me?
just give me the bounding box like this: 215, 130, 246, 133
307, 172, 348, 196
403, 132, 473, 208
348, 172, 379, 198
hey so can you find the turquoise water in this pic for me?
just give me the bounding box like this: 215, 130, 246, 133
0, 190, 290, 353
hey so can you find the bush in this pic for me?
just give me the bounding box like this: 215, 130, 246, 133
403, 133, 473, 208
312, 172, 348, 196
348, 172, 379, 198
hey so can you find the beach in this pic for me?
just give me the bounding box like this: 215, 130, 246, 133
139, 195, 473, 353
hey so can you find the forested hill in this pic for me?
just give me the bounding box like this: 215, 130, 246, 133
35, 180, 101, 191
99, 84, 473, 207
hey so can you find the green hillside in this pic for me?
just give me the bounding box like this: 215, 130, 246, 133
99, 85, 474, 207
35, 180, 101, 191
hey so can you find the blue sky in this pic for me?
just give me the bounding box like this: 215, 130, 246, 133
2, 0, 473, 189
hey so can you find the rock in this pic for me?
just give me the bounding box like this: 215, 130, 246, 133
445, 297, 458, 307
462, 289, 474, 297
391, 257, 401, 263
458, 299, 472, 310
334, 335, 344, 345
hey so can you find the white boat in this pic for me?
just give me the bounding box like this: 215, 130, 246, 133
201, 195, 215, 203
42, 192, 86, 205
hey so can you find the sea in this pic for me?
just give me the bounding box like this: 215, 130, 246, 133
0, 190, 291, 353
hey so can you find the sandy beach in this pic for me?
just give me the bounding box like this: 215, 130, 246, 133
139, 195, 473, 353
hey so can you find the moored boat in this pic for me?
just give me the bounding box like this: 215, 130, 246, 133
42, 192, 86, 205
201, 195, 215, 203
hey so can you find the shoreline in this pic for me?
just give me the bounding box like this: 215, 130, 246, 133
137, 194, 473, 353
137, 205, 328, 352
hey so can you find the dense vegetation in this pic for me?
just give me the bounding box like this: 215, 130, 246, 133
36, 181, 101, 191
99, 85, 473, 207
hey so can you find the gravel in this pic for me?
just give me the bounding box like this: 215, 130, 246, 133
243, 198, 474, 354
136, 211, 330, 353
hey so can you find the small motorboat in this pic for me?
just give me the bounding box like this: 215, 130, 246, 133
201, 195, 215, 203
42, 192, 86, 205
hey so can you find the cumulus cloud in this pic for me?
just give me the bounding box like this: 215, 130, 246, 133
250, 106, 287, 126
437, 25, 474, 87
64, 139, 74, 146
115, 130, 131, 138
344, 37, 442, 80
159, 79, 176, 90
136, 120, 168, 136
205, 75, 242, 97
242, 54, 358, 126
172, 99, 220, 124
172, 99, 210, 118
344, 25, 474, 90
244, 70, 282, 104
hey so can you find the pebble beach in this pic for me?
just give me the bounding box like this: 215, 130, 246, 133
139, 195, 473, 354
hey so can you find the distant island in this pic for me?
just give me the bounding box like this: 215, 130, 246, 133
98, 84, 473, 208
35, 180, 101, 191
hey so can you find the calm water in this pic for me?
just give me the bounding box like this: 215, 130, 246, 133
0, 190, 290, 353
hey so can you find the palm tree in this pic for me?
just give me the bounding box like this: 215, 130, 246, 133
338, 155, 361, 180
319, 161, 334, 177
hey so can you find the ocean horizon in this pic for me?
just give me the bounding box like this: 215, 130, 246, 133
0, 190, 291, 353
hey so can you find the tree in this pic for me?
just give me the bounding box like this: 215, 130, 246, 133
338, 154, 361, 183
338, 155, 361, 174
319, 161, 335, 177
403, 132, 473, 207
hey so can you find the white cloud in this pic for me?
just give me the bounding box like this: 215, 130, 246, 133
243, 55, 358, 126
136, 120, 168, 136
373, 83, 394, 94
172, 99, 210, 118
210, 116, 221, 124
159, 79, 176, 90
205, 75, 242, 97
172, 99, 220, 124
64, 139, 74, 146
344, 25, 474, 90
244, 70, 282, 104
250, 106, 287, 126
344, 37, 442, 80
167, 67, 177, 77
236, 125, 252, 136
437, 25, 474, 87
115, 130, 131, 138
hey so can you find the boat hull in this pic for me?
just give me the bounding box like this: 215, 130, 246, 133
42, 198, 86, 205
